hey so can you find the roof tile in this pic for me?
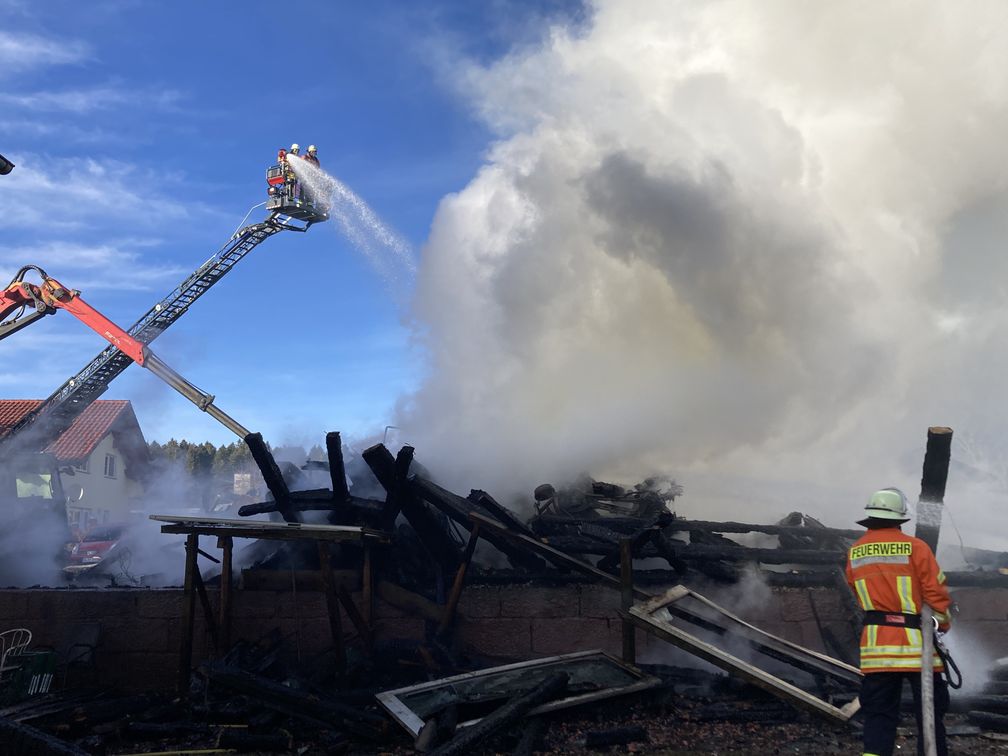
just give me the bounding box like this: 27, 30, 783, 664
0, 400, 134, 462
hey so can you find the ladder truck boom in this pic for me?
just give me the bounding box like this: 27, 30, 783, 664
0, 267, 251, 439
1, 159, 328, 455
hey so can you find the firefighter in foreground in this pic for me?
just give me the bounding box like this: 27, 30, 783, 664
845, 488, 953, 756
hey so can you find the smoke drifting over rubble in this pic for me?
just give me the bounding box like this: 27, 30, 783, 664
401, 1, 1008, 538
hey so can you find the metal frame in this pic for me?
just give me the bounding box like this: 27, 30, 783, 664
624, 587, 861, 723
376, 649, 661, 737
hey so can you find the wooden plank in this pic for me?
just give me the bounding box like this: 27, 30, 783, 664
218, 536, 233, 652
317, 542, 346, 681
151, 514, 387, 537
178, 532, 198, 694
438, 523, 481, 638
468, 512, 652, 600
624, 607, 856, 723
413, 477, 546, 571
362, 541, 373, 627
193, 567, 220, 654
337, 584, 372, 651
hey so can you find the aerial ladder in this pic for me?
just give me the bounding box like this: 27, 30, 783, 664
0, 160, 328, 456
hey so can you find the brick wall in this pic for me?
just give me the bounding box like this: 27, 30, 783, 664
2, 583, 1005, 692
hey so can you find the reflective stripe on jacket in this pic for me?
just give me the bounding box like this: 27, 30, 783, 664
845, 526, 951, 674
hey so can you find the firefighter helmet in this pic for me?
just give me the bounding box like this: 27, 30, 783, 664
858, 487, 910, 525
307, 144, 317, 154
290, 143, 300, 155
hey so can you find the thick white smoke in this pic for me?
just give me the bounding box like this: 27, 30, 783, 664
400, 1, 1008, 542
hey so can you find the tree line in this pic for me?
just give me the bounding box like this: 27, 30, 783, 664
147, 439, 325, 478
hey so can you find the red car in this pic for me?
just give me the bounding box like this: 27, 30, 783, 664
65, 524, 127, 574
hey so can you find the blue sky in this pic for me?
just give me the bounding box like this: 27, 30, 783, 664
0, 0, 582, 447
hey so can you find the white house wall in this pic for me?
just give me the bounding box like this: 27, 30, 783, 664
63, 433, 144, 529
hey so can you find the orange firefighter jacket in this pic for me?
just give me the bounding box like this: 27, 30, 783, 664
845, 526, 952, 674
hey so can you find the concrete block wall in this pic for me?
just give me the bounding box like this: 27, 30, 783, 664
1, 583, 1006, 692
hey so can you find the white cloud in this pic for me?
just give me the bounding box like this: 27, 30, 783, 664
0, 85, 182, 114
0, 154, 193, 230
0, 240, 186, 292
0, 30, 89, 73
402, 0, 1008, 540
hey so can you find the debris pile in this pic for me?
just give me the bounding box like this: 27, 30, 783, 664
4, 432, 1008, 753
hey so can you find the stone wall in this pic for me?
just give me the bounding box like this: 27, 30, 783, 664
2, 582, 1006, 692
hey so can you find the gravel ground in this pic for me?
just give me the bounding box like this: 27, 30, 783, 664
398, 693, 1008, 756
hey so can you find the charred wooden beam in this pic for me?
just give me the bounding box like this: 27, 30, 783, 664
238, 494, 384, 518
598, 512, 674, 573
428, 672, 569, 756
363, 444, 461, 573
411, 476, 547, 571
533, 515, 862, 541
244, 432, 298, 523
201, 663, 385, 737
467, 489, 537, 539
916, 426, 953, 552
326, 431, 350, 501
438, 523, 481, 639
540, 536, 845, 566
0, 716, 89, 755
469, 512, 652, 600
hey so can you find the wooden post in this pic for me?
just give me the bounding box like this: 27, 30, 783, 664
362, 540, 373, 628
326, 431, 349, 501
178, 532, 199, 694
218, 536, 233, 653
438, 523, 481, 638
193, 569, 220, 654
915, 427, 953, 552
620, 538, 636, 664
317, 541, 346, 680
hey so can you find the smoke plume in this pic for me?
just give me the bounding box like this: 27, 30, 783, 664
400, 1, 1008, 540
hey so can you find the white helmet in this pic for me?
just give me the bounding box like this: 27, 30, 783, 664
858, 488, 910, 525
307, 144, 317, 154
290, 143, 300, 155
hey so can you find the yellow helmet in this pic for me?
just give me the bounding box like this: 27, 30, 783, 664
290, 143, 300, 155
307, 144, 317, 154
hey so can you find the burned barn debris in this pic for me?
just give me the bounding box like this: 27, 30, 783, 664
3, 430, 1008, 753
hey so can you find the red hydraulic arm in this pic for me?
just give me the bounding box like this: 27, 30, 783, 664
1, 266, 250, 438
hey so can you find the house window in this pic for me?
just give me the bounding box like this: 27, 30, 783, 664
104, 454, 116, 478
74, 459, 89, 473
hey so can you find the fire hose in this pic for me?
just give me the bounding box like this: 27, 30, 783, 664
932, 617, 963, 690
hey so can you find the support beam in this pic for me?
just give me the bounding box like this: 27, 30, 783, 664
245, 432, 298, 523
317, 542, 346, 681
326, 431, 350, 501
178, 532, 198, 694
218, 536, 233, 652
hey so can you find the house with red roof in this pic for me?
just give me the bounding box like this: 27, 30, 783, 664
0, 400, 149, 531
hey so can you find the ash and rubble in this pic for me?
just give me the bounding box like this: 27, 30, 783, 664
5, 432, 1008, 754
